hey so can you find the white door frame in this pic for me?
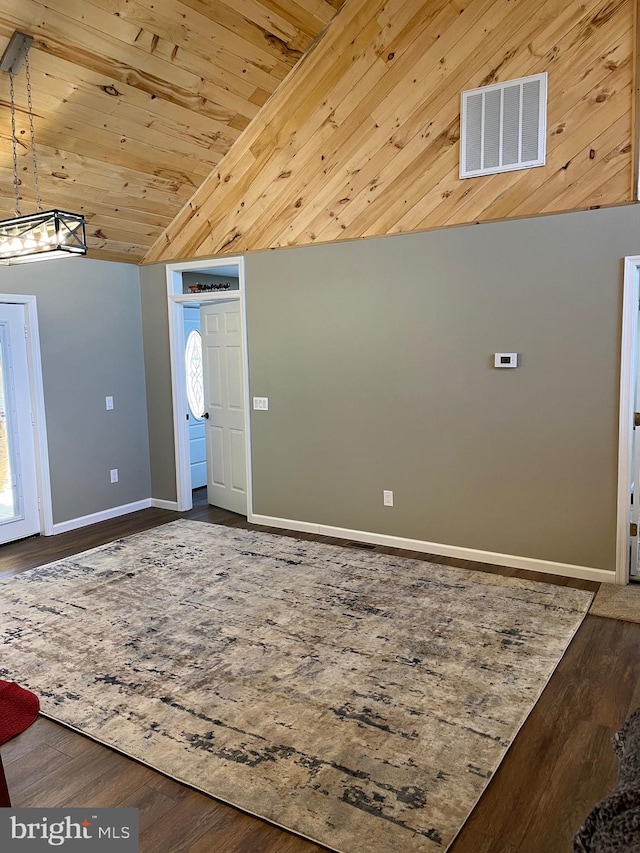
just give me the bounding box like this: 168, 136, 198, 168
616, 256, 640, 584
0, 293, 53, 536
165, 258, 252, 514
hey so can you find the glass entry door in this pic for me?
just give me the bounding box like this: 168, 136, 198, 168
0, 303, 40, 543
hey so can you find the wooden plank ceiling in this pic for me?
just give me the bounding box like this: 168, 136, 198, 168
145, 0, 635, 264
0, 0, 344, 263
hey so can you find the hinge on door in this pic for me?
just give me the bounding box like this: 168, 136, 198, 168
634, 413, 640, 429
631, 523, 638, 537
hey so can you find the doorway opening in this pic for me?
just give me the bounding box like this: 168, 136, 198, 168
0, 294, 52, 542
617, 256, 640, 583
166, 258, 251, 515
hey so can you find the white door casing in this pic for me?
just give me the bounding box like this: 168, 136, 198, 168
0, 302, 40, 543
201, 301, 247, 514
165, 256, 251, 516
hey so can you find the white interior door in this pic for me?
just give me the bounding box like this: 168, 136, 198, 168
0, 303, 40, 543
201, 301, 247, 515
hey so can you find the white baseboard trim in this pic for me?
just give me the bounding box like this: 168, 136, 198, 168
249, 513, 319, 535
249, 514, 614, 584
151, 498, 181, 511
51, 499, 153, 535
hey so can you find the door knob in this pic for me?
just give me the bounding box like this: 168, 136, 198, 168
203, 412, 209, 419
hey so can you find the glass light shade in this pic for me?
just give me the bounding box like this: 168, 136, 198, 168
0, 209, 86, 264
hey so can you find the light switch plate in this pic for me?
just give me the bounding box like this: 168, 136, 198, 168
105, 396, 114, 410
253, 397, 269, 410
494, 353, 518, 368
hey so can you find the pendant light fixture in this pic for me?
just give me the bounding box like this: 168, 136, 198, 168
0, 31, 87, 264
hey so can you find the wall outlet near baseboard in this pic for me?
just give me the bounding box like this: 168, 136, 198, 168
110, 468, 119, 483
383, 490, 394, 507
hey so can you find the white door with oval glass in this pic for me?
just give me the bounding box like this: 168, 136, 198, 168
201, 301, 247, 514
0, 303, 40, 543
184, 306, 206, 490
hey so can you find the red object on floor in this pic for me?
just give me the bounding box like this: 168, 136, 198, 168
0, 754, 10, 806
0, 680, 39, 745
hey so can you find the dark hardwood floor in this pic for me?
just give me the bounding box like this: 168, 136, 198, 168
0, 492, 632, 852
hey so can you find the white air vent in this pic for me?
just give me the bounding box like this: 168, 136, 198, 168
460, 72, 547, 179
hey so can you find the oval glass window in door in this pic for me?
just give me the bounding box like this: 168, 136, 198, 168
185, 329, 205, 419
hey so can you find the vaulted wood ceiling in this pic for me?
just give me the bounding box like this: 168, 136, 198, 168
0, 0, 634, 267
0, 0, 344, 263
147, 0, 635, 264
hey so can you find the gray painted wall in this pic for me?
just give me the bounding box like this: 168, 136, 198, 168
244, 205, 640, 573
139, 263, 176, 502
139, 204, 640, 572
0, 257, 151, 524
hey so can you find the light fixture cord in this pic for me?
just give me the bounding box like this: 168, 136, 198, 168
25, 54, 42, 213
8, 72, 20, 217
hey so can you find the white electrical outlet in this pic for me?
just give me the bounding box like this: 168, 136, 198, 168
110, 468, 118, 483
383, 490, 394, 507
253, 397, 269, 410
105, 396, 114, 410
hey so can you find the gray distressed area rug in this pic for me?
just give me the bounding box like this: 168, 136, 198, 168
0, 520, 592, 852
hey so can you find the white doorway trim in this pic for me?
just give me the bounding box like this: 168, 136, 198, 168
165, 258, 252, 514
616, 256, 640, 584
0, 293, 53, 536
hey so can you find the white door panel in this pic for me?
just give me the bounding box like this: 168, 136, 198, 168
208, 348, 223, 409
209, 426, 225, 486
230, 429, 246, 491
204, 312, 220, 335
226, 347, 244, 410
201, 302, 247, 515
